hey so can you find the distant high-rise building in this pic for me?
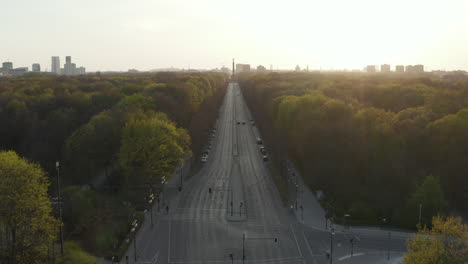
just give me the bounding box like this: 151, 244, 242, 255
51, 56, 60, 74
381, 64, 391, 72
406, 65, 414, 72
414, 64, 424, 73
395, 65, 405, 73
220, 66, 230, 74
257, 65, 266, 72
366, 65, 376, 73
2, 62, 13, 70
10, 67, 28, 76
236, 64, 250, 73
64, 56, 76, 75
32, 63, 41, 72
75, 67, 86, 75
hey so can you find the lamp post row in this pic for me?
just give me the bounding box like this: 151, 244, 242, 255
55, 161, 64, 256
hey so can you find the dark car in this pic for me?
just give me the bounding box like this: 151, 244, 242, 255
263, 155, 269, 161
257, 138, 263, 144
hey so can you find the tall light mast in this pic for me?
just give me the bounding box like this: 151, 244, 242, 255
232, 58, 235, 76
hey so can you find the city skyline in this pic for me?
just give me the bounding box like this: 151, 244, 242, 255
2, 0, 468, 72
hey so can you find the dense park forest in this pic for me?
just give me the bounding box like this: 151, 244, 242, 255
239, 72, 468, 229
0, 72, 228, 261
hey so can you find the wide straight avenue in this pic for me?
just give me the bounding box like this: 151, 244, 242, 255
119, 82, 409, 264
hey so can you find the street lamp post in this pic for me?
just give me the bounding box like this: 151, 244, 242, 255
242, 233, 246, 263
344, 214, 351, 230
148, 190, 154, 229
329, 227, 335, 264
300, 205, 303, 222
56, 161, 64, 255
129, 218, 138, 262
293, 173, 298, 211
240, 202, 243, 217
418, 203, 422, 226
387, 231, 391, 260
325, 210, 328, 229
179, 163, 184, 192
134, 233, 137, 262
380, 218, 391, 260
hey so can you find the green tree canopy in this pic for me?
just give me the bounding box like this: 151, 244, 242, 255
119, 112, 191, 186
0, 150, 59, 264
404, 216, 468, 264
407, 175, 447, 226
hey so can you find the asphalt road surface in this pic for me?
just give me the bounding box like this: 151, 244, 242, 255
119, 82, 409, 264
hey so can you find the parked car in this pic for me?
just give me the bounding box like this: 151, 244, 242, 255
237, 121, 241, 125
257, 138, 263, 144
263, 155, 269, 162
260, 147, 267, 155
242, 121, 246, 125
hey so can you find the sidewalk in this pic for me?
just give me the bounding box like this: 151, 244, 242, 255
286, 160, 413, 239
114, 158, 189, 264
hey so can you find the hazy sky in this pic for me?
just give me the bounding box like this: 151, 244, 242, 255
3, 0, 468, 72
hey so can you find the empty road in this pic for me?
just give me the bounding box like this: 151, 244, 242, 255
120, 82, 408, 264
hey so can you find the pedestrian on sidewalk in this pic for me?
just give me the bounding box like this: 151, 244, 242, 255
166, 205, 169, 214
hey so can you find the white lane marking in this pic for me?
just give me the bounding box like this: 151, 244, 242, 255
290, 224, 303, 258
169, 261, 225, 264
151, 251, 160, 264
167, 220, 172, 264
302, 230, 318, 264
176, 208, 226, 211
170, 257, 305, 264
338, 252, 365, 261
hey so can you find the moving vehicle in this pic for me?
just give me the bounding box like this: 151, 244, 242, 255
201, 154, 208, 162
